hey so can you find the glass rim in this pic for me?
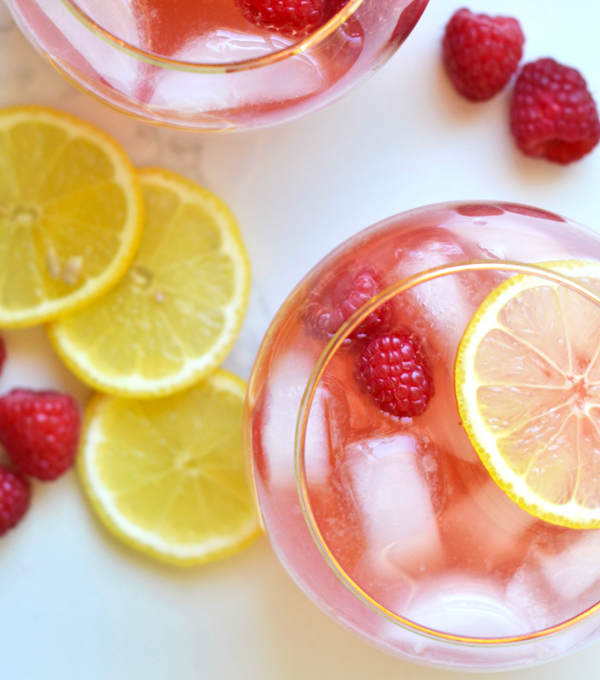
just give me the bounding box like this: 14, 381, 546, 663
295, 259, 600, 646
59, 0, 367, 73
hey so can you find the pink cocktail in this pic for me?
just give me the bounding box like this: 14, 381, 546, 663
5, 0, 428, 131
244, 202, 600, 670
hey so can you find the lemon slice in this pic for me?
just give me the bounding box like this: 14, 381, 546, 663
456, 260, 600, 528
78, 369, 260, 565
49, 167, 250, 397
0, 106, 143, 326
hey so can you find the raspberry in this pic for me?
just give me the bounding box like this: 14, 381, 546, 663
0, 389, 81, 481
510, 58, 600, 164
305, 270, 391, 341
442, 8, 524, 102
358, 330, 433, 417
237, 0, 324, 37
0, 466, 31, 536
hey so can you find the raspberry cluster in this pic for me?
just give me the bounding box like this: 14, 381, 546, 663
0, 336, 81, 536
442, 7, 600, 164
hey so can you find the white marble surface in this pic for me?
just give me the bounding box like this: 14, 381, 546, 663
1, 0, 600, 678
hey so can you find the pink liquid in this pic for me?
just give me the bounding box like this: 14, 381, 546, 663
132, 0, 260, 56
5, 0, 428, 130
246, 202, 600, 670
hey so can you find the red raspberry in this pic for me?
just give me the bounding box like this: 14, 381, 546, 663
358, 331, 433, 417
0, 466, 31, 536
442, 8, 524, 102
306, 270, 391, 341
237, 0, 324, 37
510, 58, 600, 164
0, 389, 81, 481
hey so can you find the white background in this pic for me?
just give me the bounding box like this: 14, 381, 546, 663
1, 0, 600, 677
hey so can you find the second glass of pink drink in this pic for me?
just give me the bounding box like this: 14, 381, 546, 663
4, 0, 428, 130
245, 201, 600, 670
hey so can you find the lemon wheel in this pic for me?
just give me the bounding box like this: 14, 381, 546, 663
456, 260, 600, 528
0, 106, 143, 326
78, 370, 261, 566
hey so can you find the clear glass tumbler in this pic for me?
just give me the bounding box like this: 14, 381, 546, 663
4, 0, 428, 131
244, 201, 600, 670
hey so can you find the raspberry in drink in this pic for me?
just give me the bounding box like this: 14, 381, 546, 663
245, 202, 600, 670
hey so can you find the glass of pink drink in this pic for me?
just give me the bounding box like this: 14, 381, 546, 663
244, 201, 600, 671
4, 0, 427, 131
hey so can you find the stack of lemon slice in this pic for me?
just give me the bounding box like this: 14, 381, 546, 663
0, 106, 259, 565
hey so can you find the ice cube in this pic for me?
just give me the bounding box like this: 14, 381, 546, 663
505, 535, 600, 654
150, 31, 326, 112
439, 477, 538, 575
393, 233, 492, 363
261, 351, 349, 487
340, 435, 444, 578
505, 562, 556, 632
537, 529, 600, 601
383, 565, 593, 664
404, 574, 530, 638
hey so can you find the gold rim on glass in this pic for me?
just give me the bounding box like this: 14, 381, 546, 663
59, 0, 367, 73
295, 260, 600, 646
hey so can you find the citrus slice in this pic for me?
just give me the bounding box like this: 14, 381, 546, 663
456, 260, 600, 528
78, 369, 261, 565
0, 106, 143, 326
49, 167, 250, 398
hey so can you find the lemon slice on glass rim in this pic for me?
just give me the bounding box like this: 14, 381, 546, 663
49, 167, 251, 398
456, 260, 600, 529
78, 369, 261, 566
0, 105, 143, 326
